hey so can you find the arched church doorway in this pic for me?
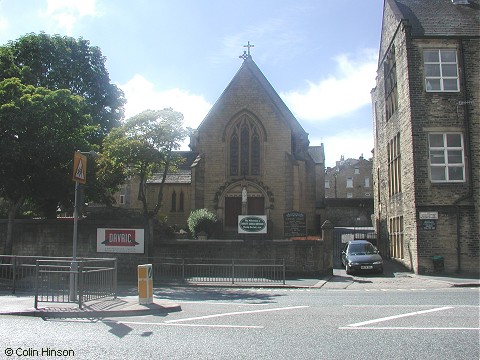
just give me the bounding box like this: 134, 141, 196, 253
221, 182, 267, 230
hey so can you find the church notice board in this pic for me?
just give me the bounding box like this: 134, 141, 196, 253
284, 211, 307, 238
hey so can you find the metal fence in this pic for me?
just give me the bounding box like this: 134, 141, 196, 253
0, 255, 116, 308
0, 255, 61, 293
153, 258, 286, 284
34, 258, 117, 309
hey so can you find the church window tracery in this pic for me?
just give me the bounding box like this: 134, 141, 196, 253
228, 115, 262, 177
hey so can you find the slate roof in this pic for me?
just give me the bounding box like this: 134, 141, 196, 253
198, 56, 308, 139
147, 151, 198, 184
388, 0, 480, 37
308, 145, 325, 165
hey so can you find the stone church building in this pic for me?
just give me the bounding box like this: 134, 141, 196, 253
117, 51, 325, 239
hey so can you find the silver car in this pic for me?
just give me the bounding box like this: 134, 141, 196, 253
341, 240, 383, 275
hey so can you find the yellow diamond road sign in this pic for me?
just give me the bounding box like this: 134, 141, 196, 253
73, 152, 87, 184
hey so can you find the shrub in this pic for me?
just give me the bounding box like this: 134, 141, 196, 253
187, 208, 218, 239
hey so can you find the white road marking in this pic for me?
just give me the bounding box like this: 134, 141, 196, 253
345, 306, 453, 328
173, 301, 269, 306
164, 305, 309, 324
340, 326, 480, 331
106, 320, 263, 329
344, 304, 478, 308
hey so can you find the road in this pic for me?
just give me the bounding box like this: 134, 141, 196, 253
1, 283, 478, 359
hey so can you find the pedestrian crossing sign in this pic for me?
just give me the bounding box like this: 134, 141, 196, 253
73, 152, 87, 184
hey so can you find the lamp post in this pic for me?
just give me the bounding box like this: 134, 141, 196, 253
69, 150, 98, 301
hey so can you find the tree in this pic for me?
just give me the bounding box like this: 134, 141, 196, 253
187, 209, 218, 239
0, 78, 97, 254
0, 32, 125, 140
101, 109, 187, 255
0, 32, 126, 217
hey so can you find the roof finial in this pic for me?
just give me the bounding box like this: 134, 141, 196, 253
239, 41, 254, 61
244, 41, 254, 56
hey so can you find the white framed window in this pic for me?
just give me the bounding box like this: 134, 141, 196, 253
389, 216, 404, 260
347, 192, 353, 198
346, 177, 353, 188
385, 45, 398, 120
429, 133, 465, 182
388, 133, 402, 196
364, 177, 370, 188
424, 49, 459, 92
325, 180, 330, 189
354, 168, 360, 175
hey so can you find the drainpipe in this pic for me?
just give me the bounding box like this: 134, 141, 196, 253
453, 40, 474, 273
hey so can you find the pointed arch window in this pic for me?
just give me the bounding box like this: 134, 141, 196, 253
171, 191, 177, 212
240, 124, 250, 176
229, 115, 262, 176
179, 191, 185, 212
230, 133, 239, 176
251, 131, 260, 175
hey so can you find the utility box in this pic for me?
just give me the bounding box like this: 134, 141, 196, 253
138, 264, 153, 304
432, 256, 444, 273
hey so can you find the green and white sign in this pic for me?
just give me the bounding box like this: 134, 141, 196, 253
238, 215, 267, 234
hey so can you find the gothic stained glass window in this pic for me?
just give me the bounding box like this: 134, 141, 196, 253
229, 115, 262, 176
230, 132, 239, 176
240, 124, 250, 176
251, 131, 260, 175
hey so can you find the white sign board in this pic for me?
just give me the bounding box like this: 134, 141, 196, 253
419, 212, 438, 220
97, 228, 145, 253
238, 215, 267, 234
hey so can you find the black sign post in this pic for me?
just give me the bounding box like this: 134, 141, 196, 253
422, 219, 436, 230
284, 211, 307, 238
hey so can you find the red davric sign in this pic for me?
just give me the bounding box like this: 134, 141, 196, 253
102, 229, 138, 246
97, 228, 145, 253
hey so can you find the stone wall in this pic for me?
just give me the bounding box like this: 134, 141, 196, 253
0, 219, 332, 278
319, 199, 374, 228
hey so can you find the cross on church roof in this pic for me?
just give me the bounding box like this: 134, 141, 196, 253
244, 41, 254, 55
239, 41, 254, 61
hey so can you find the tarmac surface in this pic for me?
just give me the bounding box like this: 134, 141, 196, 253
0, 261, 478, 319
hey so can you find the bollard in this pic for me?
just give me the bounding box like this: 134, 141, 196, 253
138, 264, 153, 305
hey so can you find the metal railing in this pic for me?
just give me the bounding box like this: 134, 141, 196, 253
153, 258, 286, 284
34, 258, 117, 309
0, 255, 66, 293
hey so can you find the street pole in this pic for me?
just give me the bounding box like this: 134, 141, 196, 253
69, 180, 79, 301
69, 150, 96, 302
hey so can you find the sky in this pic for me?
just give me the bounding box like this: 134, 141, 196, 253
0, 0, 384, 167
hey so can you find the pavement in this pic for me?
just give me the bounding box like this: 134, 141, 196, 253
0, 261, 477, 319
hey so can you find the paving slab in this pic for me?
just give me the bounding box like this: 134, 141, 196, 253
0, 294, 181, 318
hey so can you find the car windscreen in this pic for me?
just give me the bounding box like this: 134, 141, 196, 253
348, 243, 376, 255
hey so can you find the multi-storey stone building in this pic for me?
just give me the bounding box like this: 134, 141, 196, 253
325, 156, 373, 199
372, 0, 479, 274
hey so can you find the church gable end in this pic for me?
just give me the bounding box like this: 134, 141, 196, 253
189, 52, 322, 238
